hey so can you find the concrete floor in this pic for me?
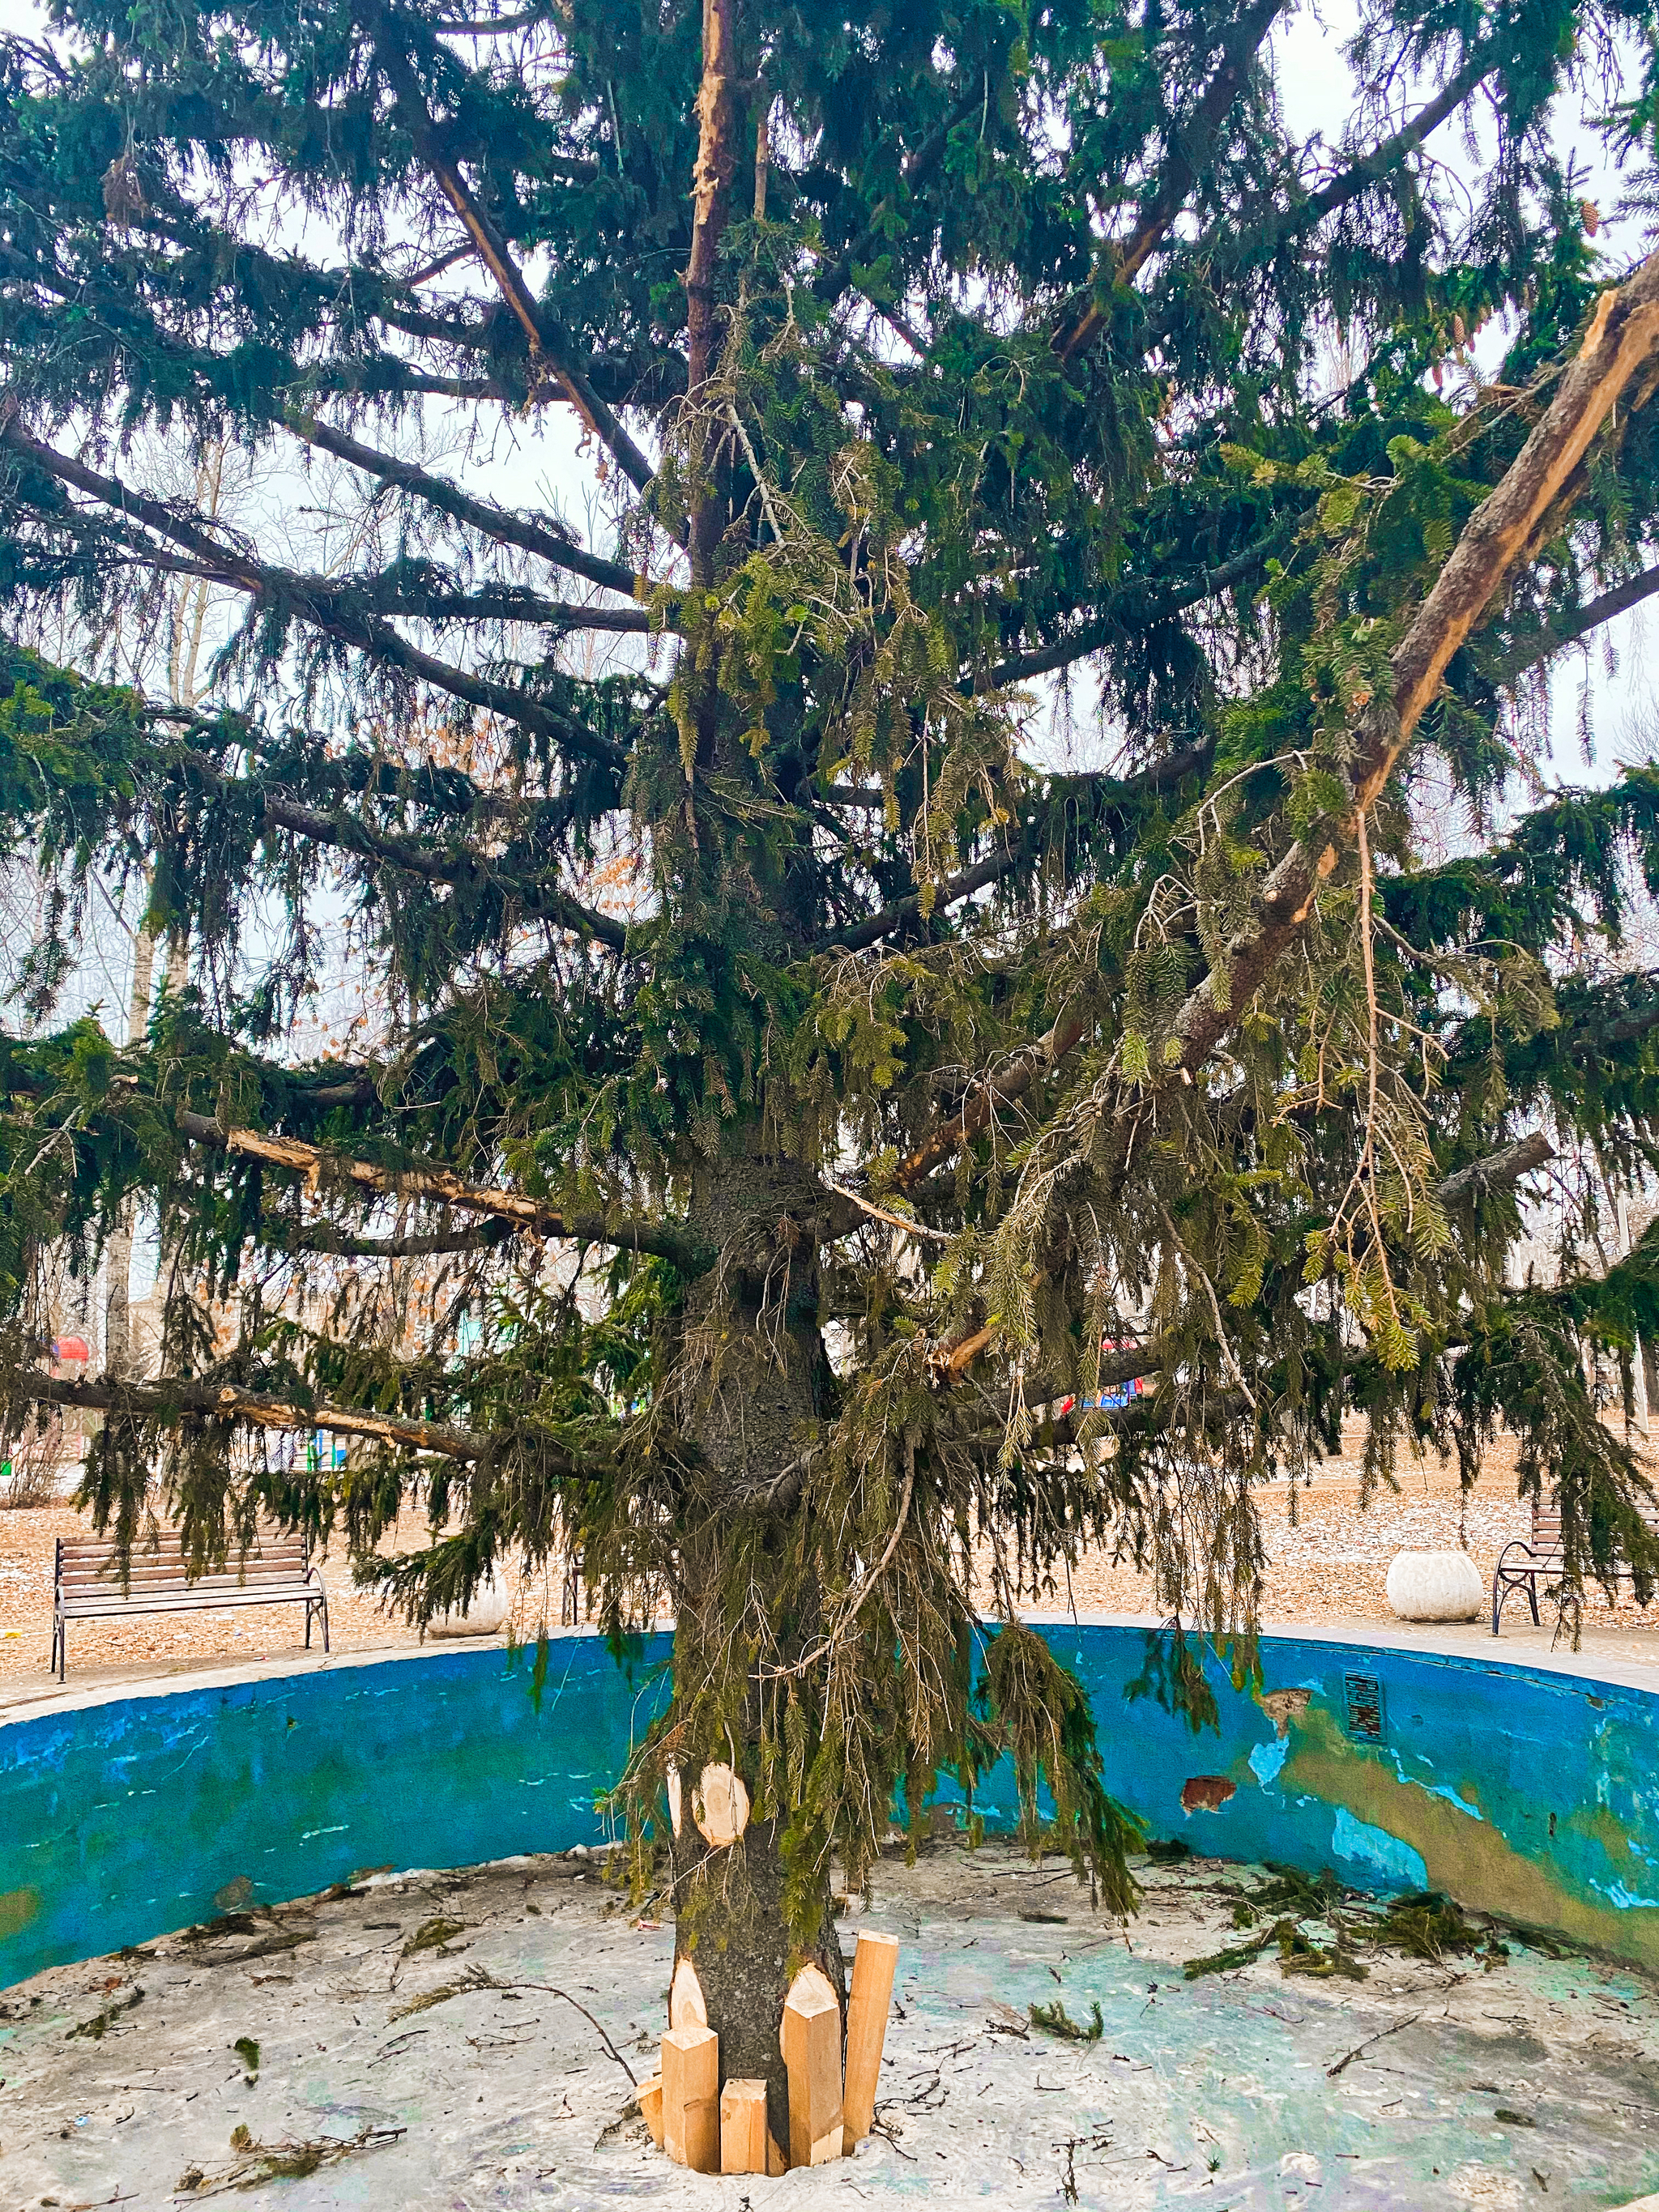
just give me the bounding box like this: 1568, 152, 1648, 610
2, 1839, 1657, 2210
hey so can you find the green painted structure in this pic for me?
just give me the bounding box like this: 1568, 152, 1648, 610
1, 1624, 1656, 1988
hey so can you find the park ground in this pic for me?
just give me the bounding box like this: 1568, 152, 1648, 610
5, 1421, 1659, 1704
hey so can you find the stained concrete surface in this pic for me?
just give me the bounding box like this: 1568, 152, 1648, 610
1, 1839, 1657, 2210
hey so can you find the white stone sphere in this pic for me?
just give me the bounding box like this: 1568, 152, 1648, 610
1385, 1549, 1484, 1622
428, 1568, 511, 1639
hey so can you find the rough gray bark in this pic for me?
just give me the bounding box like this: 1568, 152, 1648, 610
669, 1816, 845, 2156
667, 1138, 846, 2147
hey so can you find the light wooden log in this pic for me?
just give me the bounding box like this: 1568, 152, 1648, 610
842, 1929, 900, 2148
661, 2022, 719, 2172
669, 1955, 707, 2030
781, 1963, 843, 2167
684, 2092, 719, 2172
719, 2078, 769, 2173
768, 2131, 787, 2175
637, 2074, 663, 2148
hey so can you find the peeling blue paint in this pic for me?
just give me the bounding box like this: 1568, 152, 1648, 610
1247, 1735, 1290, 1788
1330, 1804, 1431, 1886
1397, 1758, 1485, 1822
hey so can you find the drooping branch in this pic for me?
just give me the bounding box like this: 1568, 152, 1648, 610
366, 582, 653, 633
983, 528, 1292, 688
1137, 47, 1498, 359
284, 413, 650, 600
1055, 0, 1286, 362
136, 538, 653, 637
429, 11, 555, 36
881, 292, 1659, 1191
816, 849, 1017, 955
893, 1008, 1090, 1195
1509, 559, 1659, 676
816, 743, 1216, 955
264, 1218, 516, 1259
0, 418, 632, 776
175, 1112, 703, 1268
177, 748, 631, 952
1172, 254, 1659, 1076
1300, 52, 1495, 226
945, 1128, 1563, 1384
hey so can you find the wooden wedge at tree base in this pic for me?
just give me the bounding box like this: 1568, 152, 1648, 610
637, 2074, 663, 2149
661, 2022, 719, 2172
719, 2078, 769, 2173
781, 1962, 844, 2166
842, 1930, 901, 2148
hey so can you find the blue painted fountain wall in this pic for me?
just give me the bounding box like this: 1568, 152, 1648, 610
2, 1625, 1657, 1988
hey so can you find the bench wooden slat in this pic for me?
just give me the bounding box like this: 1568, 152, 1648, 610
59, 1542, 309, 1558
59, 1550, 307, 1568
57, 1548, 308, 1566
58, 1562, 305, 1586
58, 1574, 318, 1596
57, 1541, 309, 1562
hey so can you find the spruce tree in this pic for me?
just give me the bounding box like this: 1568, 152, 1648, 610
4, 0, 1659, 2127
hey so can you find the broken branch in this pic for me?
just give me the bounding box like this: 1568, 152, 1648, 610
174, 1114, 703, 1269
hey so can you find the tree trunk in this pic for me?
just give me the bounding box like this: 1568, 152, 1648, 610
666, 2, 839, 2140
667, 1137, 846, 2159
669, 1812, 844, 2156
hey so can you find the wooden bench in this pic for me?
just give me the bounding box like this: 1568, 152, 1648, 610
51, 1524, 329, 1680
1491, 1498, 1659, 1634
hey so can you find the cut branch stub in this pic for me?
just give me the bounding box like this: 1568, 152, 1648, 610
690, 1762, 750, 1848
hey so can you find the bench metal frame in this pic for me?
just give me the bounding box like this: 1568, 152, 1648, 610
1491, 1503, 1659, 1635
51, 1527, 329, 1680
